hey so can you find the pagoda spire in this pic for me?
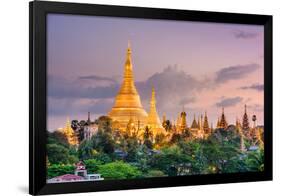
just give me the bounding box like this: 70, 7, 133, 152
216, 117, 221, 128
219, 107, 228, 129
147, 87, 164, 135
203, 111, 210, 134
108, 43, 148, 130
191, 114, 199, 129
119, 41, 137, 94
179, 105, 187, 131
147, 87, 164, 134
62, 117, 78, 146
242, 104, 250, 131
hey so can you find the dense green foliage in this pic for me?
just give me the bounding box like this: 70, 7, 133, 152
47, 164, 75, 179
47, 117, 264, 180
98, 161, 142, 180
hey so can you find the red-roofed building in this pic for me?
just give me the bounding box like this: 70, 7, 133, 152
47, 174, 84, 183
47, 161, 104, 183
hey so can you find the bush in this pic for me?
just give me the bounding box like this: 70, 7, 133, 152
98, 161, 142, 180
83, 159, 103, 174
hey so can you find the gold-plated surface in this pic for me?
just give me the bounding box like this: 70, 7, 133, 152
147, 87, 165, 135
108, 43, 148, 130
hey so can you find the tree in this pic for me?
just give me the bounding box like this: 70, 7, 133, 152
143, 126, 153, 140
154, 133, 166, 148
47, 131, 69, 147
71, 120, 85, 143
150, 145, 191, 176
169, 133, 182, 144
132, 145, 151, 172
143, 139, 153, 149
91, 116, 115, 154
47, 144, 71, 164
92, 131, 115, 154
47, 164, 75, 179
201, 130, 242, 174
125, 136, 139, 162
91, 152, 112, 164
98, 116, 113, 133
83, 159, 103, 174
178, 141, 207, 174
244, 149, 264, 172
143, 126, 153, 149
163, 120, 172, 132
78, 140, 94, 160
98, 161, 142, 180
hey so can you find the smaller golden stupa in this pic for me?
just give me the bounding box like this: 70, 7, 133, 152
61, 117, 78, 146
147, 87, 165, 135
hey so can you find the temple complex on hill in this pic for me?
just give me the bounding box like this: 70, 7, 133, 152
56, 43, 263, 150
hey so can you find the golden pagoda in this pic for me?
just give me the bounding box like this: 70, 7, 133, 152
108, 42, 148, 130
203, 111, 210, 135
147, 87, 165, 135
62, 117, 78, 146
219, 107, 228, 129
190, 114, 199, 131
178, 107, 187, 132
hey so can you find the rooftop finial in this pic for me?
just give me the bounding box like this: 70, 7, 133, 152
127, 40, 131, 54
128, 40, 131, 48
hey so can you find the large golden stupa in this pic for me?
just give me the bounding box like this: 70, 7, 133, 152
108, 43, 148, 130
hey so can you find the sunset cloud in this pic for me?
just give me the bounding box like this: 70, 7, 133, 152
215, 97, 243, 108
79, 75, 117, 83
48, 75, 119, 99
47, 14, 264, 130
233, 30, 259, 39
240, 83, 264, 91
215, 64, 260, 83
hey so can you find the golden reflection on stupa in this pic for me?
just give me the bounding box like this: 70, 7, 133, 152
147, 87, 165, 135
108, 42, 148, 130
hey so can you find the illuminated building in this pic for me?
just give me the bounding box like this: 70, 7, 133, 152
108, 42, 148, 130
147, 87, 165, 135
61, 117, 78, 146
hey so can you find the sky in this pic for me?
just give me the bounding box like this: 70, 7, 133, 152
47, 13, 264, 131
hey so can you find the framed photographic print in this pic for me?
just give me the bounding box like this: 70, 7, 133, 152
29, 1, 272, 195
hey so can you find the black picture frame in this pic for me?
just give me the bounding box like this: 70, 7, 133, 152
29, 1, 273, 195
